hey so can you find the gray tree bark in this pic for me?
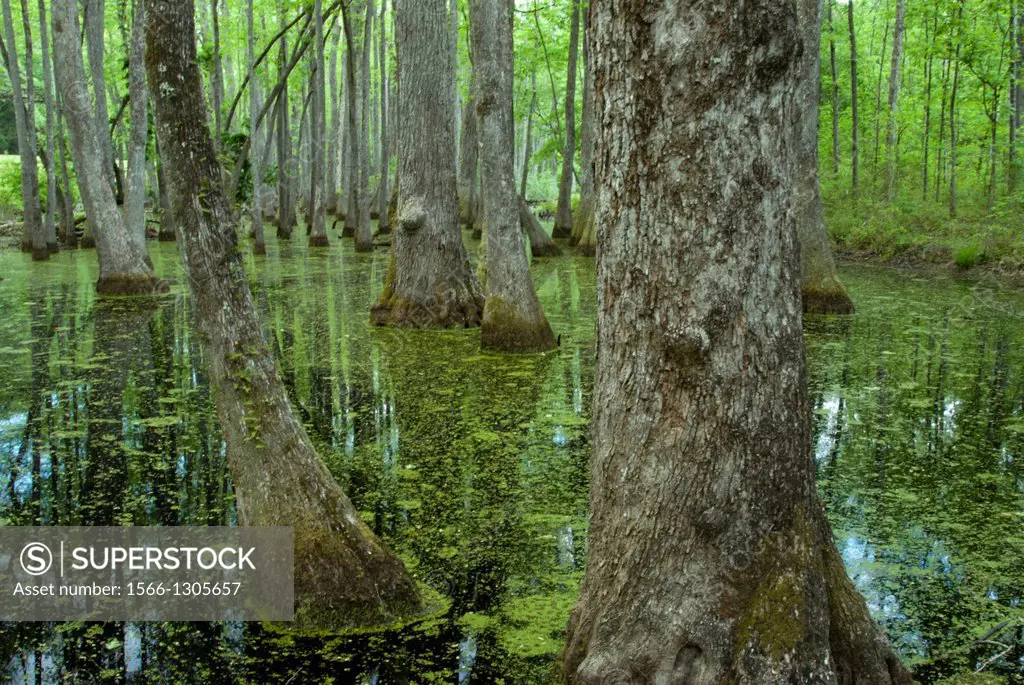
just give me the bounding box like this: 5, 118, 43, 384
145, 0, 423, 628
51, 0, 162, 294
795, 0, 854, 314
457, 90, 479, 227
326, 21, 341, 214
355, 0, 374, 251
552, 0, 579, 239
377, 0, 390, 231
86, 0, 114, 203
519, 195, 560, 257
276, 2, 296, 239
55, 90, 77, 246
342, 4, 359, 237
519, 64, 535, 199
1, 0, 44, 258
372, 0, 483, 328
827, 0, 841, 176
36, 0, 58, 252
471, 0, 555, 352
125, 0, 149, 255
561, 0, 911, 682
309, 0, 329, 246
884, 0, 907, 200
248, 0, 266, 253
211, 0, 225, 147
572, 3, 595, 255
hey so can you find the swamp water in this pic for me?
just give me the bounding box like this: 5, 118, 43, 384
0, 239, 1021, 683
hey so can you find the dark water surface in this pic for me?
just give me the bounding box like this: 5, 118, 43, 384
0, 238, 1021, 683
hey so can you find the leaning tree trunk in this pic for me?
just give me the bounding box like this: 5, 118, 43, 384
471, 0, 556, 353
1, 0, 45, 259
519, 64, 536, 199
355, 0, 374, 252
125, 0, 149, 256
36, 0, 58, 253
572, 3, 595, 255
145, 0, 423, 629
561, 0, 912, 682
51, 0, 163, 294
519, 196, 561, 257
795, 0, 854, 314
308, 0, 329, 247
371, 0, 483, 328
247, 0, 265, 253
552, 0, 579, 239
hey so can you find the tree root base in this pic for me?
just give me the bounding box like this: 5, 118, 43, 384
47, 242, 59, 254
308, 235, 330, 247
341, 225, 355, 238
96, 274, 170, 296
253, 243, 267, 255
31, 248, 50, 261
371, 291, 483, 329
803, 284, 855, 315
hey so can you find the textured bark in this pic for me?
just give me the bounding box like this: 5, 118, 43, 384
211, 0, 225, 147
552, 0, 579, 239
85, 0, 114, 196
156, 139, 176, 241
1, 0, 44, 258
561, 1, 911, 683
248, 0, 265, 254
51, 0, 162, 294
884, 0, 906, 200
827, 0, 840, 176
36, 0, 58, 252
848, 0, 860, 196
55, 90, 76, 247
457, 90, 479, 226
519, 196, 561, 257
342, 6, 359, 237
146, 0, 423, 628
378, 0, 390, 231
795, 0, 854, 315
326, 22, 341, 214
372, 0, 483, 328
355, 0, 374, 252
571, 4, 594, 252
309, 0, 329, 247
520, 64, 536, 198
125, 0, 149, 255
471, 0, 555, 353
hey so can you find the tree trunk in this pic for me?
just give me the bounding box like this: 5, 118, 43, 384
378, 0, 390, 231
51, 0, 163, 294
457, 90, 479, 226
949, 34, 962, 217
355, 0, 374, 251
519, 196, 561, 257
561, 0, 911, 682
552, 0, 579, 239
145, 0, 423, 628
572, 3, 595, 254
1, 0, 44, 258
371, 0, 483, 328
276, 3, 296, 239
848, 0, 860, 197
309, 0, 329, 247
796, 0, 854, 314
248, 0, 265, 254
471, 0, 555, 352
936, 57, 949, 201
827, 0, 840, 176
342, 6, 359, 237
36, 0, 58, 252
884, 0, 906, 201
326, 22, 341, 214
211, 0, 224, 148
85, 0, 114, 201
55, 90, 76, 247
922, 11, 935, 200
520, 64, 536, 199
125, 0, 149, 255
871, 16, 890, 184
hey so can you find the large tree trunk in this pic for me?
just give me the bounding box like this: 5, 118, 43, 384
572, 3, 595, 255
355, 0, 374, 251
795, 0, 854, 314
145, 0, 423, 628
471, 0, 556, 352
372, 0, 483, 328
561, 0, 912, 682
36, 0, 58, 253
308, 0, 329, 247
457, 90, 479, 227
1, 0, 45, 259
248, 0, 265, 254
125, 0, 149, 255
884, 0, 906, 200
378, 0, 390, 231
552, 0, 579, 239
848, 0, 860, 197
51, 0, 163, 294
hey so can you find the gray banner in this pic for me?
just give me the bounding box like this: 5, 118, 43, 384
0, 527, 293, 621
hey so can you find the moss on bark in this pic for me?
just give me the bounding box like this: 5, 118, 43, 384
308, 234, 330, 248
803, 279, 855, 314
481, 296, 557, 353
95, 274, 170, 295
